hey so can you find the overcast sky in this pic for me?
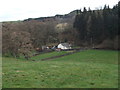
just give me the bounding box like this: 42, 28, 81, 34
0, 0, 118, 22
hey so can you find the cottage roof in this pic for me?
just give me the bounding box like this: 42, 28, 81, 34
59, 43, 70, 46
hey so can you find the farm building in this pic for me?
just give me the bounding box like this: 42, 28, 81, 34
57, 43, 71, 50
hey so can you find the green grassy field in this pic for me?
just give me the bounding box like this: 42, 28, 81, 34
31, 51, 69, 61
2, 50, 118, 88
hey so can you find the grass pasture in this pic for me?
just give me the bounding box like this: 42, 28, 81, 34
31, 51, 69, 61
2, 50, 118, 88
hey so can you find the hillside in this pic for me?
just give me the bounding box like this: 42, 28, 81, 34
2, 2, 119, 88
23, 10, 77, 23
2, 2, 119, 59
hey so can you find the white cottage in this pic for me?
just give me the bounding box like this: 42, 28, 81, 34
57, 43, 71, 50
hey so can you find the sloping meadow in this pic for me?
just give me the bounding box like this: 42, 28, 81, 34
2, 50, 118, 88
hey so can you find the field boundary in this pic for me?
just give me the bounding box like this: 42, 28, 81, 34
41, 48, 88, 61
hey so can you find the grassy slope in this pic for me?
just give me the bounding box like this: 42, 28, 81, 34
2, 50, 118, 88
51, 50, 118, 64
30, 51, 69, 61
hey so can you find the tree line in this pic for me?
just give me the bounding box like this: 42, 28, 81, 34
2, 2, 119, 59
73, 3, 119, 49
2, 20, 74, 59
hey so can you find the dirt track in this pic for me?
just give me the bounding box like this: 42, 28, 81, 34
41, 48, 88, 61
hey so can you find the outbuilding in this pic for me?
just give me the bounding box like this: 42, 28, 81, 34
57, 43, 71, 50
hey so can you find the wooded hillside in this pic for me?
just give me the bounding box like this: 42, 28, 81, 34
73, 3, 119, 49
2, 2, 119, 58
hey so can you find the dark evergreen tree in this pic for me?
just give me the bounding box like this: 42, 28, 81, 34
74, 3, 118, 48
